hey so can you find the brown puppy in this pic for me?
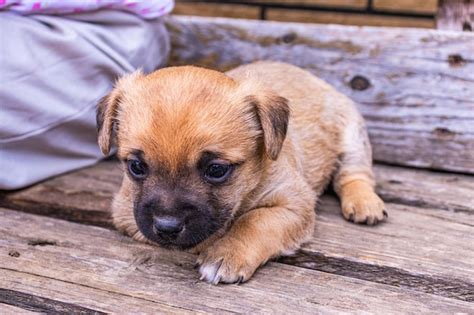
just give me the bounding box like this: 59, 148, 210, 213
97, 62, 386, 284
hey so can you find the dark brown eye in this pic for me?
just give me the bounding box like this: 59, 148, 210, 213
128, 159, 147, 179
205, 163, 233, 184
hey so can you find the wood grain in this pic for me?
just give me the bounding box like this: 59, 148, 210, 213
266, 8, 435, 28
279, 249, 474, 302
0, 303, 37, 315
239, 0, 368, 9
437, 0, 474, 31
173, 3, 261, 19
1, 208, 472, 313
374, 164, 474, 213
298, 196, 474, 301
166, 16, 474, 173
373, 0, 438, 14
1, 271, 194, 314
0, 288, 104, 315
0, 161, 122, 227
1, 161, 473, 301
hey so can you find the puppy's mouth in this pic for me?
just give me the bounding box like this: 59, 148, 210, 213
133, 209, 226, 250
150, 225, 213, 250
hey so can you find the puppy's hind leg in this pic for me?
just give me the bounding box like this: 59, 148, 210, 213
333, 116, 386, 225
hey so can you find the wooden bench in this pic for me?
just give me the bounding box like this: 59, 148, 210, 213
1, 15, 473, 313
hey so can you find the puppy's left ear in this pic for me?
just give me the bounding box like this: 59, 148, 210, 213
96, 71, 143, 155
247, 93, 290, 160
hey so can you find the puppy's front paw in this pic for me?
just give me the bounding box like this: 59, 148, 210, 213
196, 237, 261, 284
342, 189, 387, 225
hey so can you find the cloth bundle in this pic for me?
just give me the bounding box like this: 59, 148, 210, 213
0, 5, 172, 189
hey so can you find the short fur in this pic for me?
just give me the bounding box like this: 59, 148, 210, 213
97, 62, 386, 284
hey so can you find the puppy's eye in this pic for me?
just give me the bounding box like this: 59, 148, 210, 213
204, 163, 233, 184
128, 159, 147, 179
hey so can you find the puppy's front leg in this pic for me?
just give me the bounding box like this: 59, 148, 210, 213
197, 202, 315, 284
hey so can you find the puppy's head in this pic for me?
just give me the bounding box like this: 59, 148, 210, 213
97, 66, 289, 250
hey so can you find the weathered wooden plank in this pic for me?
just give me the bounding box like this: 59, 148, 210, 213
0, 303, 37, 315
374, 164, 474, 213
174, 2, 261, 19
166, 16, 474, 173
1, 271, 194, 314
374, 0, 438, 14
297, 196, 474, 301
437, 0, 474, 31
0, 288, 104, 315
279, 250, 474, 302
0, 161, 121, 227
1, 161, 473, 301
239, 0, 369, 9
266, 8, 435, 28
1, 209, 472, 313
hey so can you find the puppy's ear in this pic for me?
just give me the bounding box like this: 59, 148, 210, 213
247, 93, 290, 160
96, 88, 122, 156
96, 71, 143, 155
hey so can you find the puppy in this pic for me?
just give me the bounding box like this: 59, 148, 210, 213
97, 62, 386, 284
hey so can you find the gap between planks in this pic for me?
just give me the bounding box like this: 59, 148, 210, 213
0, 288, 105, 315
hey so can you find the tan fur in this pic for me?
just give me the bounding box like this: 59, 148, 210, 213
97, 62, 386, 284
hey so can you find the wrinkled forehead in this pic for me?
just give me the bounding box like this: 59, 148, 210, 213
116, 78, 260, 170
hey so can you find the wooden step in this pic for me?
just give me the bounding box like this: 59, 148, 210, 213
1, 208, 472, 313
1, 160, 473, 304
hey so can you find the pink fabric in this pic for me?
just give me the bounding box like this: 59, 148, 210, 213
0, 0, 174, 19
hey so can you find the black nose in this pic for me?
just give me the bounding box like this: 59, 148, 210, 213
153, 216, 184, 237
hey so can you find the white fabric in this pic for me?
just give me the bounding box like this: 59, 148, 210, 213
0, 10, 170, 189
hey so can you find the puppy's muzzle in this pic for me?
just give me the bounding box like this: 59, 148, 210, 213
134, 192, 218, 249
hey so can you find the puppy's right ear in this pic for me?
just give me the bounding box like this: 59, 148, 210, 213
96, 88, 122, 156
96, 71, 143, 156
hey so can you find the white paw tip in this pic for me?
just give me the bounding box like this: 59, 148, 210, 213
199, 263, 219, 283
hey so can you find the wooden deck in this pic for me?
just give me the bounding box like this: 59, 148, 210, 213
1, 15, 473, 313
0, 160, 473, 313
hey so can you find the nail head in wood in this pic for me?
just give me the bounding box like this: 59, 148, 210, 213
8, 250, 20, 258
447, 54, 467, 67
462, 21, 472, 31
281, 32, 297, 44
350, 75, 371, 91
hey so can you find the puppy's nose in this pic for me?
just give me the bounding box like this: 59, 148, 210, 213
153, 216, 184, 237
